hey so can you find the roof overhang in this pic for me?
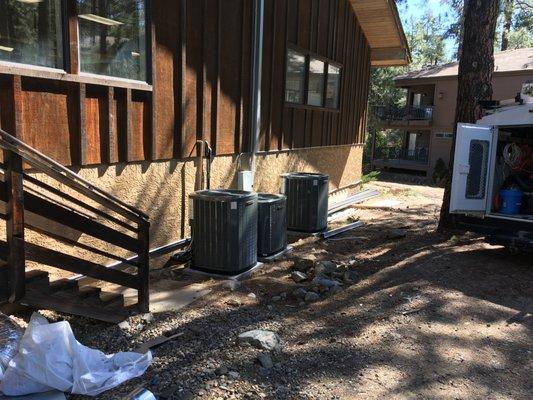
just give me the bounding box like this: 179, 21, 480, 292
349, 0, 411, 67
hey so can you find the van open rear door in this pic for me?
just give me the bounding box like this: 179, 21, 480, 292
450, 123, 497, 214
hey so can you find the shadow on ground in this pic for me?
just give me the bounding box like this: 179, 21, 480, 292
66, 201, 531, 399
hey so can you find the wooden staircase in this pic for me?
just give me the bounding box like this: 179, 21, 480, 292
0, 129, 150, 323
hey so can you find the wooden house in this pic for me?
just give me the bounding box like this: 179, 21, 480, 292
0, 0, 409, 319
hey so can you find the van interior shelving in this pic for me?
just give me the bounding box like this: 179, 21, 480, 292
450, 97, 533, 233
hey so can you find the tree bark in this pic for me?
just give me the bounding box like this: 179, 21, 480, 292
438, 0, 500, 231
501, 0, 514, 51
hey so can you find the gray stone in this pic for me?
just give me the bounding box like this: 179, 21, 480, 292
238, 329, 280, 350
140, 313, 155, 324
292, 287, 308, 299
315, 260, 338, 275
280, 292, 287, 299
257, 353, 274, 369
291, 271, 308, 282
228, 371, 240, 379
292, 256, 316, 272
215, 365, 229, 376
313, 277, 342, 289
247, 293, 257, 300
343, 271, 358, 283
271, 296, 282, 302
304, 292, 320, 302
118, 320, 131, 330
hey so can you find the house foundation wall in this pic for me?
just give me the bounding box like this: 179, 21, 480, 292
12, 144, 362, 274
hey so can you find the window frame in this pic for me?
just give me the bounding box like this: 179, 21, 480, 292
0, 0, 153, 91
76, 0, 152, 84
284, 47, 307, 105
284, 44, 342, 112
0, 0, 69, 72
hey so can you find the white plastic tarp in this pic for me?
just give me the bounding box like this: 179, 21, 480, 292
0, 313, 152, 397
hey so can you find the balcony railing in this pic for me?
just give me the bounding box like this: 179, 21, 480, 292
375, 146, 429, 165
372, 105, 433, 122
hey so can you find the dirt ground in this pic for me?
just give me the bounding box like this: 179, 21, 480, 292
36, 179, 533, 399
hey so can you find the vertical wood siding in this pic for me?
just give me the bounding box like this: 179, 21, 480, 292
0, 0, 370, 166
259, 0, 370, 152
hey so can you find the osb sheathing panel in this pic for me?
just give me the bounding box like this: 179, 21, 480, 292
1, 145, 362, 275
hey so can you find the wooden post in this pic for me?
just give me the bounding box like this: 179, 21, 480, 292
5, 150, 25, 303
66, 0, 79, 75
137, 220, 150, 313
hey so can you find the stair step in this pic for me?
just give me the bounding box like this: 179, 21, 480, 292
20, 289, 127, 324
99, 292, 125, 309
49, 279, 79, 293
25, 270, 49, 284
77, 286, 102, 300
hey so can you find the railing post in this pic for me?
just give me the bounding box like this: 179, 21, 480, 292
137, 220, 150, 313
4, 150, 25, 302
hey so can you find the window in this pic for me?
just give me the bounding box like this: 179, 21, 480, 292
325, 64, 340, 109
285, 49, 306, 104
77, 0, 147, 82
307, 58, 325, 107
284, 47, 341, 110
0, 0, 64, 69
412, 93, 422, 106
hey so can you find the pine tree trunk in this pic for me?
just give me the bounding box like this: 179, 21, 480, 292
438, 0, 500, 231
501, 0, 514, 51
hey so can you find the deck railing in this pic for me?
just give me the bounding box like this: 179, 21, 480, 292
372, 105, 434, 122
375, 146, 429, 164
0, 128, 150, 312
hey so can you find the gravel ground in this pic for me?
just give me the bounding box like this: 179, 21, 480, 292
18, 180, 533, 399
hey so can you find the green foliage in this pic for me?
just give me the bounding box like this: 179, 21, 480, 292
361, 171, 381, 184
405, 11, 448, 67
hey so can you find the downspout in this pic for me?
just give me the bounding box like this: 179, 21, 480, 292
248, 0, 265, 188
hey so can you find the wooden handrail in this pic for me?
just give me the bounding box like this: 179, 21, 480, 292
0, 129, 150, 313
0, 129, 149, 222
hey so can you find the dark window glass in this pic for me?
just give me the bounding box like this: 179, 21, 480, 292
307, 58, 325, 107
285, 49, 306, 104
325, 64, 340, 109
78, 0, 147, 81
0, 0, 64, 68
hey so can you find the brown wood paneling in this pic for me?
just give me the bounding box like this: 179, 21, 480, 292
20, 78, 73, 165
270, 0, 287, 151
84, 86, 107, 165
182, 0, 203, 158
298, 0, 312, 49
0, 0, 371, 168
203, 0, 220, 150
239, 0, 253, 154
130, 91, 149, 162
66, 0, 79, 74
259, 0, 274, 152
106, 87, 119, 163
271, 0, 371, 150
217, 0, 244, 154
152, 0, 181, 160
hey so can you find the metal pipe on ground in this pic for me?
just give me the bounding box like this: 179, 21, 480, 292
328, 189, 380, 215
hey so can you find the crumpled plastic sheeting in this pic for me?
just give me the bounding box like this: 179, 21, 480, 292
0, 313, 22, 379
0, 313, 152, 397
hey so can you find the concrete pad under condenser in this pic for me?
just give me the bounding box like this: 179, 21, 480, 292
184, 262, 265, 281
258, 246, 293, 263
123, 279, 211, 313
